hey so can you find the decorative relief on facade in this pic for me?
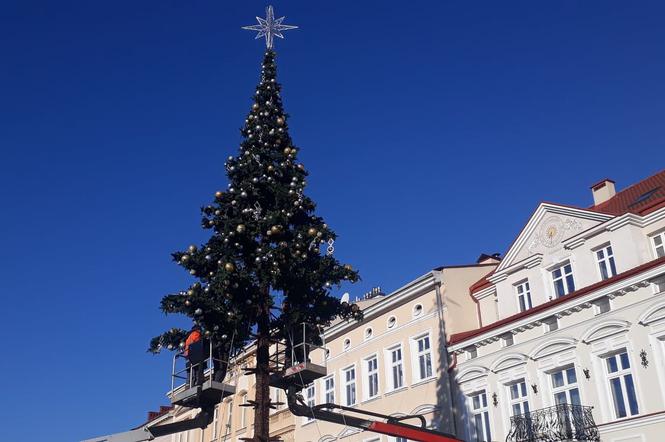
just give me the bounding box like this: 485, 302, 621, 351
527, 216, 583, 253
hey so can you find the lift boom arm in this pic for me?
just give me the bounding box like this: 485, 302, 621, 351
286, 386, 464, 442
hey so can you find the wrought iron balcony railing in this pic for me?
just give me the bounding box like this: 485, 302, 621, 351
506, 404, 599, 442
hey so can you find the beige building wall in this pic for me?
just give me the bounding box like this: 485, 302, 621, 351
295, 263, 496, 442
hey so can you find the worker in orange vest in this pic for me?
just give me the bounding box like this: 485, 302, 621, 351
184, 325, 203, 386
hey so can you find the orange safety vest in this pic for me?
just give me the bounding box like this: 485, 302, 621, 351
184, 330, 201, 357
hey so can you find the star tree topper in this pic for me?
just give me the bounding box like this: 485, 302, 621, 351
242, 5, 298, 49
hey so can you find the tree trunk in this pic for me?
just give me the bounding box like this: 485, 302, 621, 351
252, 290, 271, 442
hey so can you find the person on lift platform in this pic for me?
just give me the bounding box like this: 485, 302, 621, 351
184, 325, 205, 387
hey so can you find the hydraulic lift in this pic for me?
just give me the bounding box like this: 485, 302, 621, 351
83, 330, 464, 442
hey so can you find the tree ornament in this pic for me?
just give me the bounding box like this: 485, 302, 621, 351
188, 245, 197, 253
195, 308, 203, 315
215, 191, 223, 199
252, 103, 259, 110
308, 228, 317, 237
225, 262, 236, 272
283, 147, 291, 155
270, 225, 281, 234
276, 117, 284, 125
236, 224, 246, 233
180, 255, 189, 263
185, 300, 191, 306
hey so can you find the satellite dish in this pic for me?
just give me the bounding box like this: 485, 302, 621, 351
341, 292, 350, 304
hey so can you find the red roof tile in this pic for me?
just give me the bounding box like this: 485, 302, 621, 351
589, 169, 665, 216
449, 256, 665, 346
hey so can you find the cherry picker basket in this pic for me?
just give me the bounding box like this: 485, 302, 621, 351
169, 338, 235, 409
269, 323, 328, 390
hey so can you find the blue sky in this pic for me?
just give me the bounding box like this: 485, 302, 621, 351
1, 1, 663, 440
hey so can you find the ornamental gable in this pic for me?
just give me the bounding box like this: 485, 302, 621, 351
497, 203, 613, 272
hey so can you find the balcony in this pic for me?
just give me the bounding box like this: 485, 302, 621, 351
506, 404, 599, 442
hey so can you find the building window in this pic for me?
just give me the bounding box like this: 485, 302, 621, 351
270, 387, 283, 413
596, 245, 617, 280
413, 334, 433, 381
365, 355, 379, 399
211, 406, 219, 440
594, 296, 612, 315
605, 351, 639, 418
543, 316, 559, 332
388, 345, 404, 390
343, 338, 351, 350
365, 327, 373, 340
240, 393, 248, 427
466, 346, 478, 360
652, 231, 665, 258
413, 304, 423, 317
387, 316, 397, 329
324, 376, 335, 404
305, 383, 316, 421
552, 263, 575, 298
502, 333, 514, 347
469, 390, 491, 442
515, 280, 533, 312
508, 379, 530, 416
343, 366, 356, 406
551, 367, 581, 405
225, 400, 233, 431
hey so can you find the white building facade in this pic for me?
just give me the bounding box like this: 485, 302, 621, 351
449, 171, 665, 442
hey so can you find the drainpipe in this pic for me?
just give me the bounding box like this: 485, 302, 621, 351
433, 272, 459, 438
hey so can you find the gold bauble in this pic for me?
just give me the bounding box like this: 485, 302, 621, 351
268, 165, 274, 171
224, 262, 235, 272
283, 147, 291, 155
276, 117, 284, 125
308, 228, 317, 237
215, 191, 223, 199
236, 224, 246, 233
188, 245, 197, 253
344, 264, 353, 271
271, 225, 281, 234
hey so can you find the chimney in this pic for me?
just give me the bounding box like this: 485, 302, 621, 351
591, 179, 616, 205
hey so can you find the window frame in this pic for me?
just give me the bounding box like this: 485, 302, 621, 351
515, 280, 533, 312
604, 351, 640, 419
550, 366, 581, 406
363, 353, 380, 400
551, 262, 576, 298
385, 343, 405, 392
411, 332, 434, 383
468, 390, 492, 442
651, 231, 665, 259
341, 364, 357, 406
304, 383, 316, 422
323, 374, 335, 404
507, 378, 531, 417
595, 243, 618, 280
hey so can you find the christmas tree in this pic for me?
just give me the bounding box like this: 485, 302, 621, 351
149, 10, 362, 441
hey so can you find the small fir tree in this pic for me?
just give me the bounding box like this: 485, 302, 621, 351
150, 49, 361, 442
